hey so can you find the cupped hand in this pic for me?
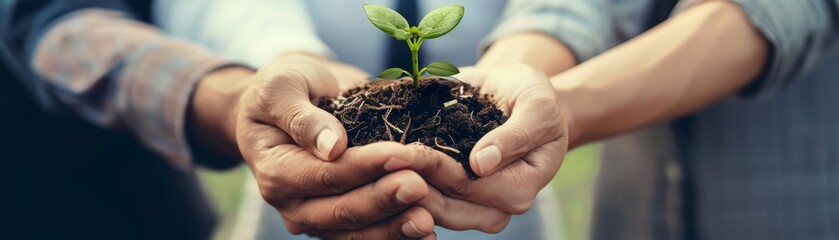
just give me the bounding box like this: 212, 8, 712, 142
412, 63, 569, 216
234, 54, 435, 239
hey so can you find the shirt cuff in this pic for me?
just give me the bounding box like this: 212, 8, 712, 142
118, 45, 234, 171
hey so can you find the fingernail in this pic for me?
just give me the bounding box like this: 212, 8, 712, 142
395, 184, 422, 204
384, 157, 411, 171
401, 220, 426, 238
316, 129, 338, 160
476, 145, 502, 175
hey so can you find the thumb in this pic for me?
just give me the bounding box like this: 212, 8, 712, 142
262, 56, 348, 161
274, 97, 348, 161
469, 67, 561, 176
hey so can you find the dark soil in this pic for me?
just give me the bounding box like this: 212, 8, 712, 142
317, 77, 507, 178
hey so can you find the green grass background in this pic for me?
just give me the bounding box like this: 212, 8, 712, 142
197, 144, 600, 240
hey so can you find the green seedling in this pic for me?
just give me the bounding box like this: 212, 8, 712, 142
363, 4, 464, 86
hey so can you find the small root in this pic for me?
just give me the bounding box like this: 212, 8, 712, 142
400, 116, 412, 144
352, 127, 363, 139
352, 132, 368, 146
434, 137, 461, 154
337, 109, 359, 124
346, 122, 365, 132
359, 100, 366, 110
368, 104, 405, 110
382, 108, 404, 133
414, 110, 442, 132
343, 97, 362, 107
384, 119, 394, 141
382, 108, 395, 141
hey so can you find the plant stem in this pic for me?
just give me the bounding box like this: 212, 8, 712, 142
411, 47, 419, 87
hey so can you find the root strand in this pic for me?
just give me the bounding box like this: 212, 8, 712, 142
434, 137, 461, 154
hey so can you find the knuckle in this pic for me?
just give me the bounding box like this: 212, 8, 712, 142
258, 186, 278, 205
333, 203, 363, 229
494, 178, 537, 215
374, 193, 399, 214
443, 176, 471, 197
318, 168, 343, 193
506, 198, 535, 215
414, 146, 471, 197
256, 155, 307, 203
286, 106, 313, 133
284, 219, 308, 234
407, 145, 437, 176
485, 215, 512, 234
345, 230, 366, 240
257, 180, 288, 207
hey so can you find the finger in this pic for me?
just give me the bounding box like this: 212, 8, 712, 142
418, 186, 511, 233
402, 144, 546, 214
469, 65, 563, 176
308, 207, 435, 240
253, 142, 429, 202
260, 55, 347, 161
235, 116, 293, 162
283, 170, 429, 231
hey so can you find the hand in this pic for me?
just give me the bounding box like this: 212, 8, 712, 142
413, 63, 569, 216
195, 53, 516, 236
188, 53, 367, 164
233, 54, 439, 239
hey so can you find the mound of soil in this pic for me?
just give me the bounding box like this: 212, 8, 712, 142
317, 77, 507, 178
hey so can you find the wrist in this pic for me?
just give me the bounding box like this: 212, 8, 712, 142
552, 74, 589, 149
190, 66, 254, 160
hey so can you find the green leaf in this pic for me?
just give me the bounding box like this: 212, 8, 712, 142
418, 27, 432, 36
393, 29, 412, 40
425, 62, 460, 76
417, 5, 464, 39
363, 5, 410, 39
378, 68, 411, 79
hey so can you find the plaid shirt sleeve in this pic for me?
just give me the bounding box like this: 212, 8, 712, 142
31, 9, 236, 170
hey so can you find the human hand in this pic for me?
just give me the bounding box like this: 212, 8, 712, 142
411, 63, 569, 216
232, 54, 440, 239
